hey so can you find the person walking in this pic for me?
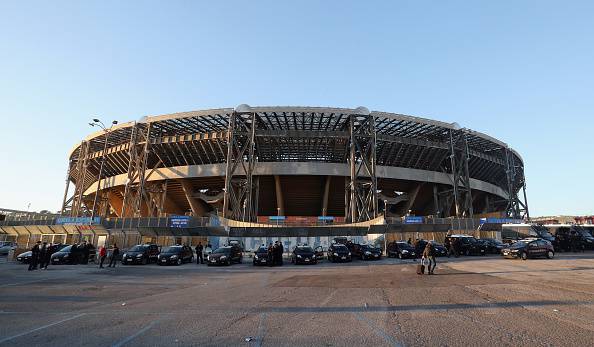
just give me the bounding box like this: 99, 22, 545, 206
107, 244, 120, 268
423, 242, 437, 275
38, 242, 48, 269
195, 242, 204, 264
267, 243, 274, 267
42, 243, 53, 270
28, 241, 41, 271
98, 245, 107, 268
278, 241, 284, 266
81, 241, 90, 264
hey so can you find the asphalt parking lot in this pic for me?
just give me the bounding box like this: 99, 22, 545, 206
1, 253, 594, 346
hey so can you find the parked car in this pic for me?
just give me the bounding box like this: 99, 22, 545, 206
157, 245, 194, 265
345, 241, 363, 259
501, 238, 555, 260
327, 244, 352, 262
386, 241, 416, 259
291, 245, 317, 265
51, 244, 88, 264
0, 242, 18, 255
314, 246, 325, 260
552, 226, 594, 251
476, 238, 505, 254
253, 246, 269, 266
359, 244, 382, 260
207, 245, 242, 266
444, 235, 486, 256
429, 241, 448, 257
122, 244, 160, 265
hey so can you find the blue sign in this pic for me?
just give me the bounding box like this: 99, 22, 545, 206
169, 216, 190, 228
318, 216, 334, 221
404, 216, 424, 224
56, 217, 101, 225
479, 218, 523, 224
269, 216, 286, 221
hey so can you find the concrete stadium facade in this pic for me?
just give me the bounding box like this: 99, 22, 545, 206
61, 106, 529, 222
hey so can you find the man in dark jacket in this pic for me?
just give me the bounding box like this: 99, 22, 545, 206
267, 243, 274, 267
38, 242, 48, 269
278, 241, 284, 266
195, 242, 204, 264
107, 244, 120, 268
28, 241, 41, 271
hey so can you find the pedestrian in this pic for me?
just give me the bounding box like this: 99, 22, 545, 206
42, 243, 53, 269
448, 237, 459, 258
278, 241, 284, 266
195, 242, 204, 264
407, 238, 412, 245
267, 242, 274, 267
28, 241, 41, 271
38, 242, 48, 269
98, 245, 107, 268
423, 242, 437, 275
107, 244, 120, 268
81, 241, 90, 264
413, 239, 422, 261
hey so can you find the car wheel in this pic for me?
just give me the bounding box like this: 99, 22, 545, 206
398, 253, 403, 259
238, 256, 242, 264
521, 252, 528, 261
177, 258, 182, 266
465, 249, 470, 256
142, 257, 148, 265
547, 251, 554, 259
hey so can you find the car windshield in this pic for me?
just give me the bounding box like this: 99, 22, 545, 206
396, 242, 408, 246
59, 245, 72, 252
213, 248, 231, 254
129, 245, 146, 252
162, 246, 182, 253
510, 241, 528, 248
256, 247, 267, 253
296, 246, 313, 252
532, 226, 553, 238
333, 245, 348, 251
575, 228, 593, 238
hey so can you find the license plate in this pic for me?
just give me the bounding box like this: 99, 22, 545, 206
374, 254, 379, 257
341, 256, 346, 260
127, 259, 133, 261
305, 259, 310, 262
211, 260, 216, 263
261, 259, 266, 263
161, 259, 166, 262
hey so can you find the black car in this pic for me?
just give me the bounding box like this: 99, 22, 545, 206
51, 244, 88, 264
253, 246, 269, 266
208, 245, 243, 266
477, 238, 505, 254
445, 235, 486, 256
327, 244, 352, 262
386, 241, 416, 259
429, 241, 448, 257
501, 239, 555, 260
555, 227, 594, 251
291, 246, 317, 265
157, 245, 194, 265
122, 244, 160, 265
360, 244, 382, 260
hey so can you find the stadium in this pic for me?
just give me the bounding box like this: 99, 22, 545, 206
61, 105, 529, 224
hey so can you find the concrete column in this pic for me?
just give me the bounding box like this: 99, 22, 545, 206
403, 184, 422, 215
321, 176, 331, 216
107, 191, 124, 217
179, 180, 208, 216
274, 175, 285, 216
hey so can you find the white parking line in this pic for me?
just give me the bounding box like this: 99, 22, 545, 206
0, 313, 86, 344
111, 319, 160, 347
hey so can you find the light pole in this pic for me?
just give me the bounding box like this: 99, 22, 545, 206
89, 118, 118, 223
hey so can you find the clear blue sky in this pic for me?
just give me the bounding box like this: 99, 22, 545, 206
0, 1, 592, 216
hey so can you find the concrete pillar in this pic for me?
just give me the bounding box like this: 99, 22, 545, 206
179, 180, 208, 216
274, 175, 285, 216
108, 191, 124, 217
321, 176, 331, 216
403, 184, 422, 215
